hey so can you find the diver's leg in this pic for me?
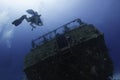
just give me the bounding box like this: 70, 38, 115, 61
24, 16, 31, 22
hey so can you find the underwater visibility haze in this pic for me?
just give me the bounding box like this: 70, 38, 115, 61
0, 0, 120, 80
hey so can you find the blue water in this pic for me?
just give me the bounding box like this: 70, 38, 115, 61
0, 0, 120, 80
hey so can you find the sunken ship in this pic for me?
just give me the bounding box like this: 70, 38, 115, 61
23, 19, 113, 80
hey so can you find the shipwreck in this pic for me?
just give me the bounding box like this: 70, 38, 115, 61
23, 18, 113, 80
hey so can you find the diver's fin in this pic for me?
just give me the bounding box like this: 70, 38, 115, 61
12, 15, 26, 26
12, 19, 22, 26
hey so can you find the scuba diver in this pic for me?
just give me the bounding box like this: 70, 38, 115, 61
12, 9, 43, 30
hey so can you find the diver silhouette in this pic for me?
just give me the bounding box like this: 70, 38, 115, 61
12, 9, 43, 30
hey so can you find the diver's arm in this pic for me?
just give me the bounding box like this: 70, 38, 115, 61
30, 23, 36, 31
38, 18, 43, 26
38, 22, 43, 26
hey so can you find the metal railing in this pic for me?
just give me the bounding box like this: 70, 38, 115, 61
32, 18, 82, 48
